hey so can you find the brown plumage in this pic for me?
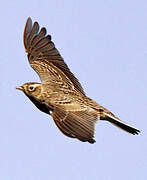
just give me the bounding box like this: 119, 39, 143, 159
16, 17, 140, 144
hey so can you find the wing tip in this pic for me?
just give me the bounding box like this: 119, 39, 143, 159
88, 138, 96, 144
27, 17, 32, 22
25, 17, 32, 30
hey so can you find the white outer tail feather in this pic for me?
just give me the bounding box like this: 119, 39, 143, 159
103, 112, 140, 135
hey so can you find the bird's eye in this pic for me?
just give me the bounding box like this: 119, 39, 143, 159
29, 86, 35, 91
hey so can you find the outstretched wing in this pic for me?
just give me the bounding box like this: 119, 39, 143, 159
23, 17, 85, 95
51, 106, 98, 144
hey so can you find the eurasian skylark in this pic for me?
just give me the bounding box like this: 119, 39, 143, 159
16, 17, 140, 144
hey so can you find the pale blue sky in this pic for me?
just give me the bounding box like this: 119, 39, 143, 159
1, 1, 147, 180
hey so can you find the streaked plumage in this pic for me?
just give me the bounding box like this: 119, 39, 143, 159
16, 17, 140, 144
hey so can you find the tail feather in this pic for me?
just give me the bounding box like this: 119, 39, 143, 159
103, 112, 140, 135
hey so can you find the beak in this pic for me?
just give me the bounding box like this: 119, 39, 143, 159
16, 86, 24, 91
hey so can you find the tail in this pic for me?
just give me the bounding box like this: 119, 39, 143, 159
102, 112, 140, 135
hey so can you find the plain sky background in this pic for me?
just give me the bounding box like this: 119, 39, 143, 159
1, 0, 147, 180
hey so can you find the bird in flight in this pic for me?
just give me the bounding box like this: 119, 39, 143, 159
16, 17, 140, 144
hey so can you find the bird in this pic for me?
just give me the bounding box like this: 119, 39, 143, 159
16, 17, 140, 144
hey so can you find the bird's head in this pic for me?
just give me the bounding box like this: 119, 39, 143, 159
16, 82, 42, 98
